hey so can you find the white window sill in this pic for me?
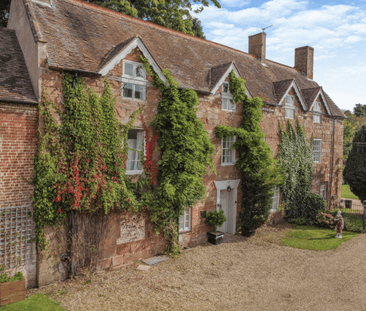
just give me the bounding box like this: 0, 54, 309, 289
122, 97, 147, 102
125, 170, 143, 175
222, 109, 236, 112
179, 229, 192, 234
221, 162, 235, 166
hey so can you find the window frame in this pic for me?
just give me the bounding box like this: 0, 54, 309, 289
221, 136, 236, 166
125, 129, 145, 175
312, 139, 322, 163
285, 95, 295, 119
122, 60, 147, 100
179, 207, 192, 232
313, 101, 321, 124
221, 82, 236, 112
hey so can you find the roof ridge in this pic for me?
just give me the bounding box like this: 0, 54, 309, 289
264, 59, 296, 71
63, 0, 258, 60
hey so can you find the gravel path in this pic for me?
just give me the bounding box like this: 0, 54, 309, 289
31, 226, 366, 311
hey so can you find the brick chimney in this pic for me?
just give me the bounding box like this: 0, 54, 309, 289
294, 46, 314, 80
248, 32, 266, 62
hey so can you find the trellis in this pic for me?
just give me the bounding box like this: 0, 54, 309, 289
0, 206, 35, 269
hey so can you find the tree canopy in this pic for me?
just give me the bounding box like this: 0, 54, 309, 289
343, 125, 366, 202
353, 103, 366, 117
343, 110, 366, 162
86, 0, 219, 38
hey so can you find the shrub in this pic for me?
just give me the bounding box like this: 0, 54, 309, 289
287, 191, 327, 224
315, 212, 335, 229
206, 210, 227, 232
0, 271, 24, 284
330, 210, 362, 232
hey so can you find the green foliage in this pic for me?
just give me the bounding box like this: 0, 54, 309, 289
0, 0, 10, 28
353, 103, 366, 117
343, 125, 366, 202
86, 0, 220, 38
0, 293, 66, 311
205, 210, 227, 230
0, 272, 24, 284
343, 111, 366, 162
281, 225, 359, 251
277, 121, 326, 223
32, 74, 138, 249
215, 71, 283, 232
142, 57, 215, 245
341, 184, 359, 200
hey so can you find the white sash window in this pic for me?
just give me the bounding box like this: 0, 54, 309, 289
222, 82, 236, 112
122, 60, 147, 100
285, 95, 295, 119
126, 129, 144, 175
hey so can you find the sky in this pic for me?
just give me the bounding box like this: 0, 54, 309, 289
192, 0, 366, 112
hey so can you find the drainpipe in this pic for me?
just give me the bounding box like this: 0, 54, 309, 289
329, 117, 337, 210
69, 72, 78, 277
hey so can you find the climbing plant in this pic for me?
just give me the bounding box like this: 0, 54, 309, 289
277, 120, 326, 223
141, 56, 216, 254
32, 74, 139, 249
215, 71, 283, 234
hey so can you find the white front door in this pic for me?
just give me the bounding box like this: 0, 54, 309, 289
218, 189, 236, 234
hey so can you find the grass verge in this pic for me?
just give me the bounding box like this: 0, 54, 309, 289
281, 225, 360, 251
0, 293, 66, 310
341, 184, 359, 200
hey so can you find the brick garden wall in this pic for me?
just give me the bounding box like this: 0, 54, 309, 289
0, 102, 38, 289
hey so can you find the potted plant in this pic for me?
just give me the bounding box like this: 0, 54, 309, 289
205, 210, 227, 245
0, 265, 26, 306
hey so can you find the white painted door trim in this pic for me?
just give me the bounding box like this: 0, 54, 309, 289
214, 179, 240, 234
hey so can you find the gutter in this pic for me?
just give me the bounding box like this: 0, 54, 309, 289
0, 98, 38, 105
329, 116, 338, 209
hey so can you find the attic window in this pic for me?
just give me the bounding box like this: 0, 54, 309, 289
313, 101, 321, 124
285, 95, 295, 119
122, 60, 147, 100
222, 82, 236, 112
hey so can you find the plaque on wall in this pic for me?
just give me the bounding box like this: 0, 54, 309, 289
116, 214, 145, 245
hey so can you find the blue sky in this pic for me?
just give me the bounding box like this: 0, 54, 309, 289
193, 0, 366, 112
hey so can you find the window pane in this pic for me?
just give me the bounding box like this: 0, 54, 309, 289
123, 83, 133, 98
285, 108, 294, 119
124, 63, 133, 76
313, 114, 320, 123
223, 83, 229, 93
127, 130, 143, 172
229, 100, 236, 112
134, 85, 144, 99
222, 98, 228, 110
135, 65, 145, 78
285, 95, 294, 106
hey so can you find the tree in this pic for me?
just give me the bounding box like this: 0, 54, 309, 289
0, 0, 11, 28
343, 125, 366, 202
343, 110, 366, 162
353, 103, 366, 117
86, 0, 219, 37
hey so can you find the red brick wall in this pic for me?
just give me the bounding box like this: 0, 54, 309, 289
0, 102, 38, 209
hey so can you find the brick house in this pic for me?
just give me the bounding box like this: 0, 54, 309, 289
3, 0, 345, 287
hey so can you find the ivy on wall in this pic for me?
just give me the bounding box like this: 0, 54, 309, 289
277, 120, 326, 223
33, 59, 215, 255
215, 71, 282, 233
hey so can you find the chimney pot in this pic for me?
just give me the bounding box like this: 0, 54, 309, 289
248, 32, 266, 62
294, 46, 314, 80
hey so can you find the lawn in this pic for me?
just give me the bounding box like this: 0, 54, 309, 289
281, 225, 360, 250
0, 293, 66, 310
341, 184, 359, 200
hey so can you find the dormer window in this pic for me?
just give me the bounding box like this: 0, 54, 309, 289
313, 101, 321, 124
122, 60, 147, 100
222, 82, 236, 112
285, 95, 295, 119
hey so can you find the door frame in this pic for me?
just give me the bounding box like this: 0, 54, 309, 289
214, 179, 240, 234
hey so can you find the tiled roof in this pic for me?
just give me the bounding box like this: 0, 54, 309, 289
302, 87, 321, 110
273, 79, 293, 104
26, 0, 344, 117
0, 28, 37, 104
209, 62, 233, 90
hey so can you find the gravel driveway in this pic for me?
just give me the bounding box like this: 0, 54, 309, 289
31, 226, 366, 311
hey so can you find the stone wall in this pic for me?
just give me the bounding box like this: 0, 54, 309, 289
36, 47, 344, 284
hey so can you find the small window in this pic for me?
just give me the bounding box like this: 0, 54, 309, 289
313, 102, 321, 124
126, 129, 144, 175
271, 186, 280, 212
285, 95, 295, 119
222, 82, 236, 112
179, 208, 191, 232
320, 182, 327, 200
313, 139, 321, 162
222, 136, 235, 165
122, 60, 147, 100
